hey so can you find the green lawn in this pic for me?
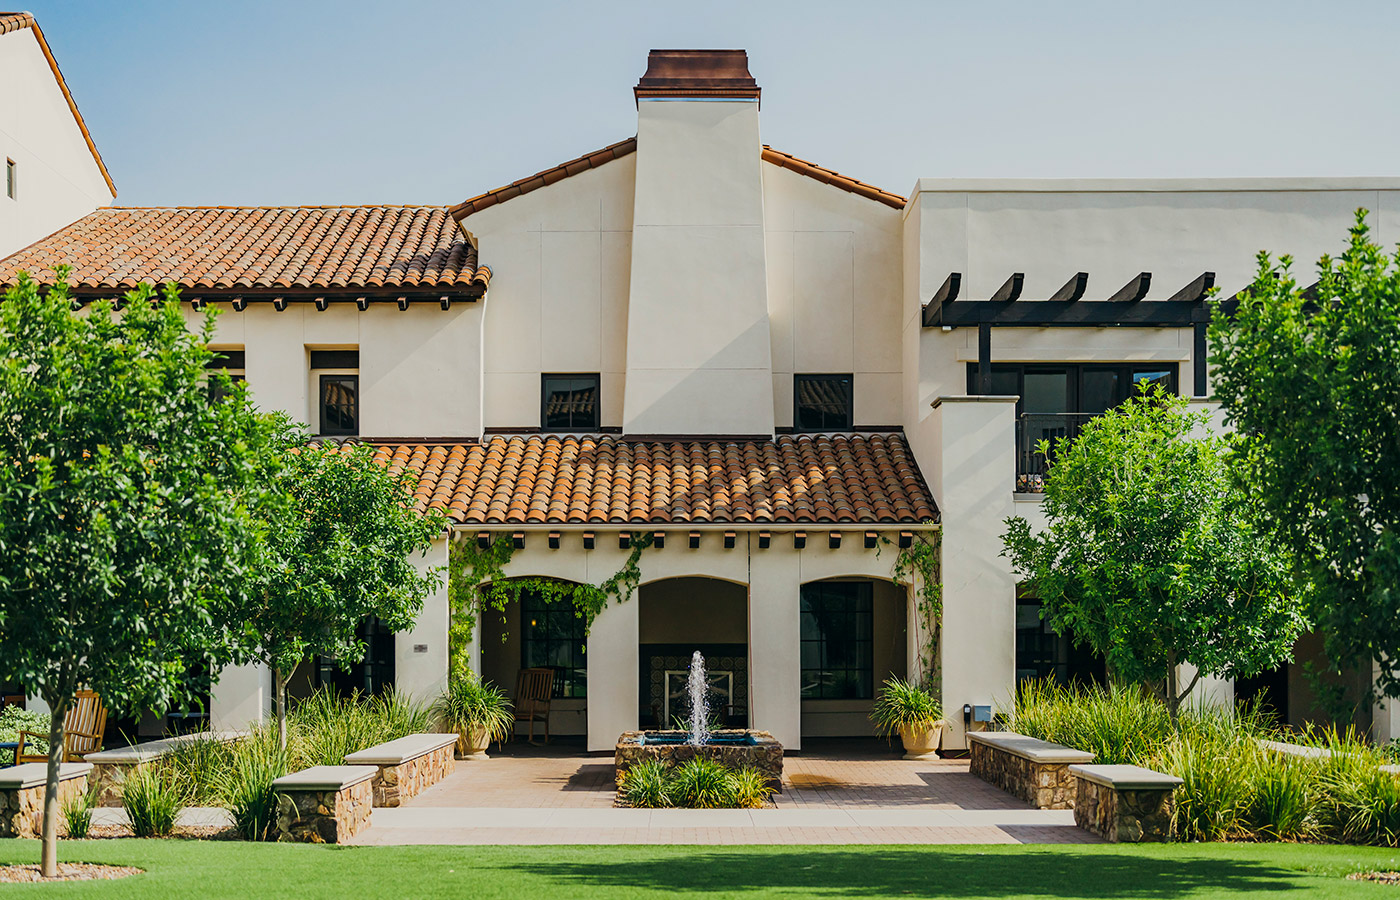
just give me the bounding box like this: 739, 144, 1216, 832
3, 841, 1400, 899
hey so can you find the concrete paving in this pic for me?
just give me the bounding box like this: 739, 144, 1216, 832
350, 740, 1097, 845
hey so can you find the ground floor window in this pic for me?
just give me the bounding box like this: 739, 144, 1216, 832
1015, 599, 1105, 686
316, 616, 395, 697
800, 581, 874, 699
522, 591, 587, 698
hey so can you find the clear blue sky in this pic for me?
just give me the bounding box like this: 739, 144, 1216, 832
29, 0, 1400, 207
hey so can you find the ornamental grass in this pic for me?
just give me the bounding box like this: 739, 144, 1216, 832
618, 759, 775, 810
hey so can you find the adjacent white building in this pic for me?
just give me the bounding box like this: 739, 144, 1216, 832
0, 12, 114, 258
3, 49, 1397, 748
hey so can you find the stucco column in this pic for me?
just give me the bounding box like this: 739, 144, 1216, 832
395, 536, 450, 702
748, 545, 802, 750
587, 589, 639, 752
211, 663, 271, 730
928, 396, 1018, 750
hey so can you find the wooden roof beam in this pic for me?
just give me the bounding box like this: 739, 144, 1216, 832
1106, 272, 1152, 303
1050, 272, 1089, 302
991, 273, 1025, 303
921, 272, 961, 327
1168, 271, 1215, 303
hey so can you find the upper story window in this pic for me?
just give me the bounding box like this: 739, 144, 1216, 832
969, 363, 1178, 490
5, 159, 14, 200
311, 350, 359, 437
206, 349, 246, 402
794, 374, 853, 432
541, 374, 599, 431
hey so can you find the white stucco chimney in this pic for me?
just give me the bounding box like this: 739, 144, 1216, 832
622, 50, 775, 437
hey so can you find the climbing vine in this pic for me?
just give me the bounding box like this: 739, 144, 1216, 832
880, 523, 942, 692
447, 532, 655, 679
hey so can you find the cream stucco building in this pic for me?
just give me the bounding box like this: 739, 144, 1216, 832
4, 49, 1399, 750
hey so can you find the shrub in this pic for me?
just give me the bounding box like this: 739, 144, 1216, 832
870, 677, 942, 739
160, 738, 237, 807
669, 759, 738, 809
1246, 755, 1314, 841
60, 784, 99, 839
1009, 679, 1172, 765
1154, 727, 1257, 841
217, 728, 288, 841
121, 766, 183, 837
618, 760, 672, 809
1314, 736, 1400, 847
432, 674, 513, 749
0, 706, 48, 765
730, 767, 776, 809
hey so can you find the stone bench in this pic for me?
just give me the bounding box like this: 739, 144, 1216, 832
272, 765, 377, 843
1070, 764, 1182, 843
1259, 738, 1400, 775
0, 763, 92, 838
968, 731, 1094, 809
343, 733, 457, 807
85, 730, 246, 806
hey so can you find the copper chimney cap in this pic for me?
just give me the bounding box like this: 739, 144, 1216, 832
634, 49, 760, 105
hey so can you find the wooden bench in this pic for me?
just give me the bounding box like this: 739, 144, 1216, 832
968, 731, 1094, 809
343, 733, 457, 807
0, 763, 92, 838
1070, 764, 1182, 843
271, 765, 377, 843
85, 731, 246, 806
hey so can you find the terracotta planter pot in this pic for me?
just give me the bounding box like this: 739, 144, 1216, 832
899, 722, 942, 760
455, 725, 492, 759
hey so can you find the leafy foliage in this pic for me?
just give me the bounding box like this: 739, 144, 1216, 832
432, 673, 514, 745
235, 441, 445, 742
1001, 389, 1305, 717
121, 766, 184, 837
869, 676, 943, 737
0, 706, 48, 765
1209, 210, 1400, 701
447, 532, 654, 678
0, 272, 281, 872
881, 528, 941, 689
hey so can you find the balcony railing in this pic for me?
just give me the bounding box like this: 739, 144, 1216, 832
1016, 413, 1097, 492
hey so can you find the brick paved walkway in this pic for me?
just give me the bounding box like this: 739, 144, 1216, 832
352, 739, 1095, 845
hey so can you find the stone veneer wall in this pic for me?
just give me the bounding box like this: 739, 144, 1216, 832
1074, 778, 1175, 843
615, 730, 784, 790
90, 762, 143, 807
276, 778, 373, 843
0, 774, 89, 839
969, 741, 1078, 809
372, 743, 455, 807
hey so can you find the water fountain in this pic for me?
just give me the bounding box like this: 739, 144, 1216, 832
615, 650, 783, 789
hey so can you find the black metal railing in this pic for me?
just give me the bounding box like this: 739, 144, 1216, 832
1016, 413, 1097, 492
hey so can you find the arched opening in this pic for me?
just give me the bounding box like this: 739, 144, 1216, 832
638, 577, 749, 730
479, 578, 591, 739
800, 577, 907, 738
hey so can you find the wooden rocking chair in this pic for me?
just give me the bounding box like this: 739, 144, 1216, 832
514, 668, 555, 746
16, 690, 106, 763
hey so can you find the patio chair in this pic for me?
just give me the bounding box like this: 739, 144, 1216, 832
16, 690, 106, 763
514, 668, 555, 746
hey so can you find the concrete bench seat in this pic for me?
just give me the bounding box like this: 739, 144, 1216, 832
0, 763, 92, 838
1258, 739, 1331, 761
1069, 763, 1182, 843
968, 731, 1095, 809
271, 765, 377, 843
85, 731, 246, 806
343, 733, 457, 807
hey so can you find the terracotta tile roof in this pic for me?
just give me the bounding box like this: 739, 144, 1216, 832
1, 12, 115, 197
374, 433, 937, 525
0, 206, 490, 295
449, 138, 638, 220
449, 138, 905, 220
761, 146, 906, 209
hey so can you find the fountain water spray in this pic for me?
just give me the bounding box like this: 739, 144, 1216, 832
686, 650, 711, 747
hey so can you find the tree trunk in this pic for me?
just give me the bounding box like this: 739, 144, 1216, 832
40, 700, 69, 878
274, 667, 288, 750
1165, 654, 1181, 728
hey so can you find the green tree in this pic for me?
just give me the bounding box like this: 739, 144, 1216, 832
1209, 211, 1400, 702
1001, 390, 1305, 721
0, 272, 275, 875
237, 442, 445, 747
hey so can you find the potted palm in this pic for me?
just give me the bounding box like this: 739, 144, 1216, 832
870, 676, 944, 759
433, 673, 514, 759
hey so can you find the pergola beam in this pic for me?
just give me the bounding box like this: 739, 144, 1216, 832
1168, 271, 1215, 303
1106, 272, 1151, 303
990, 273, 1025, 303
1049, 272, 1089, 302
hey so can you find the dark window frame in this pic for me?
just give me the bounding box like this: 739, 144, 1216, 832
966, 363, 1178, 415
541, 373, 600, 432
318, 373, 359, 436
521, 590, 588, 698
794, 373, 854, 432
800, 580, 874, 700
310, 349, 359, 369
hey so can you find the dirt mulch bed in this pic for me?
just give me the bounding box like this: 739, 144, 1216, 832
1349, 871, 1400, 884
0, 863, 142, 883
82, 823, 238, 840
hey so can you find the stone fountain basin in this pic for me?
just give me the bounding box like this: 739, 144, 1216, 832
615, 729, 783, 790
